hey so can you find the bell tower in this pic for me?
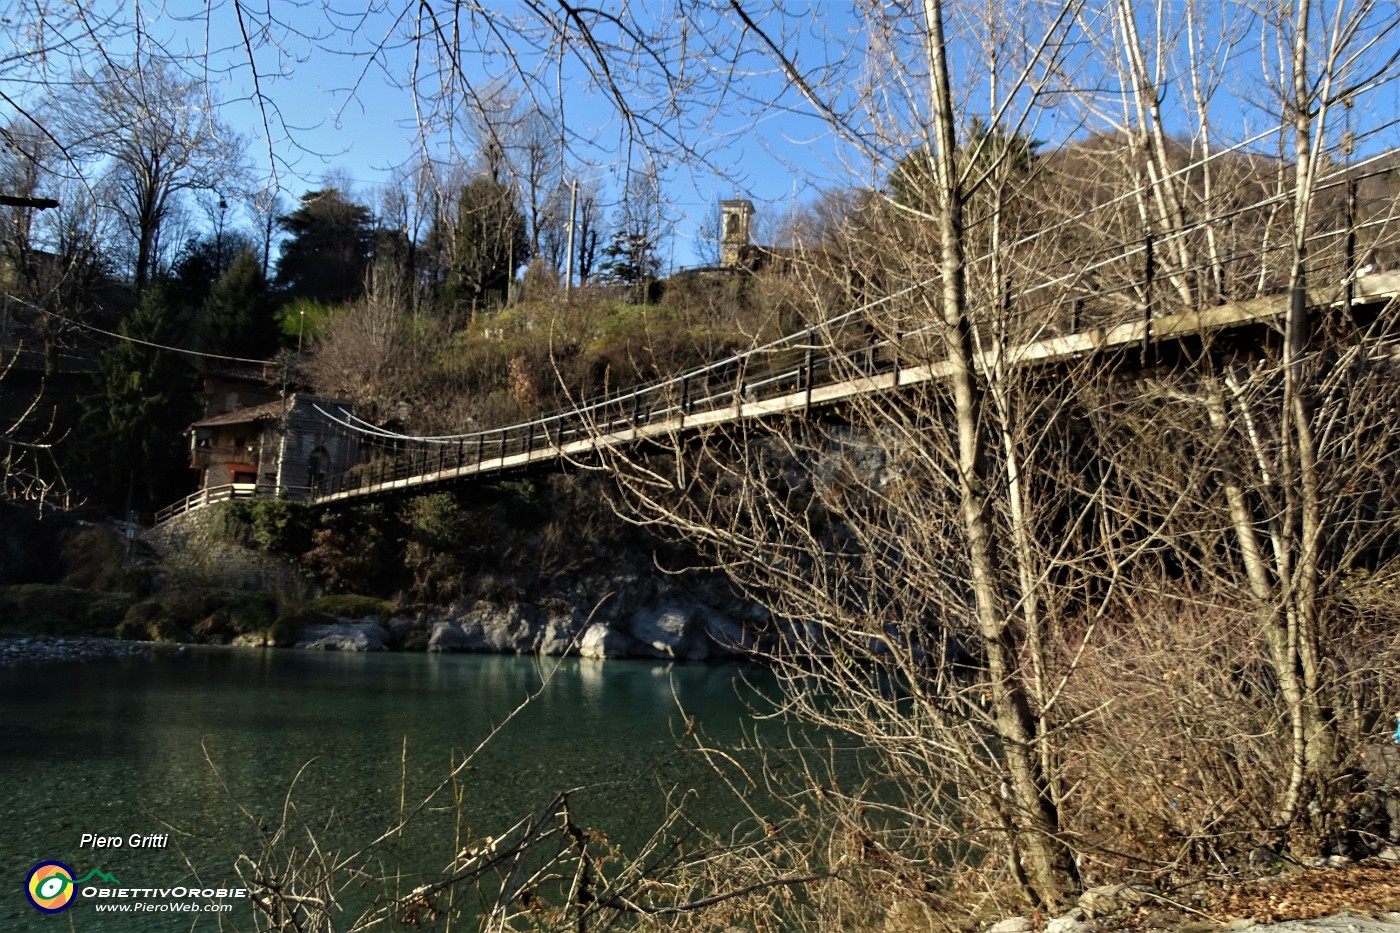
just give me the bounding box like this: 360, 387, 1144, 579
719, 199, 754, 268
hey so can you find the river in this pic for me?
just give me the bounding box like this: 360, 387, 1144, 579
0, 647, 781, 931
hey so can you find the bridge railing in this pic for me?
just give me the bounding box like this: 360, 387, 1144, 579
152, 483, 317, 526
153, 483, 259, 524
313, 164, 1395, 503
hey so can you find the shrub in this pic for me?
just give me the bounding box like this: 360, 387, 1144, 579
0, 584, 116, 635
246, 500, 315, 555
114, 618, 147, 640
401, 493, 474, 603
302, 507, 394, 594
212, 501, 255, 546
119, 589, 229, 643
218, 500, 315, 555
267, 608, 333, 647
59, 526, 147, 593
87, 593, 137, 629
312, 594, 392, 619
193, 592, 279, 642
119, 598, 193, 643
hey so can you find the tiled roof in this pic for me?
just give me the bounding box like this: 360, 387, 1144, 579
191, 399, 285, 428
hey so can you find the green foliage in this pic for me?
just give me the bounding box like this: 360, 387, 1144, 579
243, 499, 315, 555
88, 593, 137, 629
200, 249, 276, 358
209, 502, 254, 547
403, 493, 471, 551
117, 597, 194, 642
311, 593, 392, 619
274, 298, 332, 345
79, 283, 200, 512
600, 230, 661, 298
192, 591, 278, 640
275, 188, 379, 305
496, 479, 547, 521
114, 589, 308, 645
219, 499, 316, 556
169, 232, 258, 311
401, 493, 474, 603
426, 176, 529, 315
0, 584, 136, 635
121, 589, 218, 640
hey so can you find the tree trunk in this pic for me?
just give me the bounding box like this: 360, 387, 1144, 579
922, 0, 1078, 908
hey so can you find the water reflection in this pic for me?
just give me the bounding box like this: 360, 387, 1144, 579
0, 648, 771, 932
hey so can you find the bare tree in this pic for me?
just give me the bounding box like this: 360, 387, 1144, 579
61, 60, 246, 288
574, 179, 604, 286
0, 348, 74, 510
585, 0, 1400, 915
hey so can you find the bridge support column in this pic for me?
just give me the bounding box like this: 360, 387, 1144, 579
1345, 177, 1360, 326
1141, 228, 1156, 368
804, 348, 814, 413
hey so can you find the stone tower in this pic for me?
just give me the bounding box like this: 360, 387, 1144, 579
719, 199, 754, 267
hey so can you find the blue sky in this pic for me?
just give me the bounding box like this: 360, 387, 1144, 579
8, 1, 1400, 272
136, 1, 863, 270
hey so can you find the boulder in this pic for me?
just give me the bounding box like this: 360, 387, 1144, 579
578, 623, 633, 659
986, 919, 1034, 933
296, 620, 388, 651
428, 619, 488, 653
468, 602, 545, 654
1045, 918, 1101, 933
538, 607, 585, 656
1078, 884, 1152, 920
697, 610, 752, 657
629, 603, 701, 659
429, 602, 550, 654
386, 615, 430, 651
231, 632, 274, 648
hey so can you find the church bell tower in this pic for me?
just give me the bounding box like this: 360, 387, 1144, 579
719, 199, 754, 268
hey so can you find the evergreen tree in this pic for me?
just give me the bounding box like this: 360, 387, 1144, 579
274, 188, 378, 305
200, 250, 276, 358
425, 176, 528, 316
889, 119, 1042, 213
600, 230, 660, 301
80, 284, 199, 515
169, 231, 257, 311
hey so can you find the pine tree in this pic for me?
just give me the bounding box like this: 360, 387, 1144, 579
200, 250, 276, 358
275, 188, 378, 305
426, 176, 529, 317
600, 230, 659, 302
80, 284, 199, 514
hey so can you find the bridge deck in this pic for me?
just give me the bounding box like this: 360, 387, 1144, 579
311, 272, 1400, 506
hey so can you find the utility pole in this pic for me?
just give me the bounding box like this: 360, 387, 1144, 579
565, 177, 578, 299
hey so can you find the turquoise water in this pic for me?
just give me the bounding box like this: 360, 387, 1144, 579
0, 648, 777, 931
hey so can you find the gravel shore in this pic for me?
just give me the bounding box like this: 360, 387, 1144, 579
0, 635, 159, 667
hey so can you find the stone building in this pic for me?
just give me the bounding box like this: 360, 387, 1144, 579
187, 366, 357, 498
720, 199, 754, 268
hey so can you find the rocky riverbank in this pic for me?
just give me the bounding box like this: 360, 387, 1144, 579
280, 589, 778, 660
0, 635, 158, 667
969, 859, 1400, 933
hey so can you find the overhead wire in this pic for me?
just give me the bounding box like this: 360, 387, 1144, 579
316, 110, 1389, 446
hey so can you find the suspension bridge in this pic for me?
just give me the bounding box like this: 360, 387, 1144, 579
154, 164, 1400, 525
